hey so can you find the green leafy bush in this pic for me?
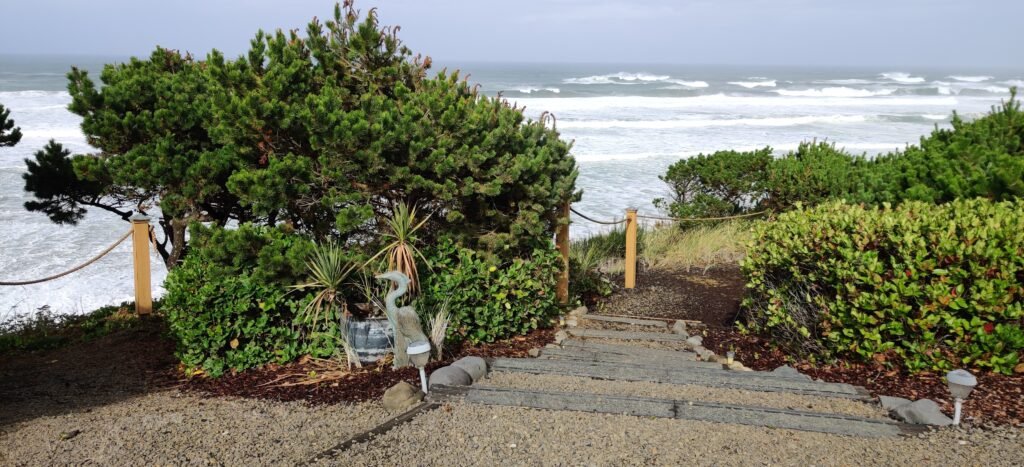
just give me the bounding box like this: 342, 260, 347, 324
656, 147, 772, 219
163, 224, 326, 377
742, 200, 1024, 374
763, 141, 866, 211
419, 239, 561, 345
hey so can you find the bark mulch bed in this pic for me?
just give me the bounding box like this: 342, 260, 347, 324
701, 328, 1024, 427
182, 328, 555, 405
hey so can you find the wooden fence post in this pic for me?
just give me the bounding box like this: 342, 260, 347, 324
556, 201, 570, 305
625, 208, 638, 289
130, 214, 153, 315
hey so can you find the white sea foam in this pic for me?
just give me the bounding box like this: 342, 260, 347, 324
510, 94, 960, 112
922, 114, 948, 120
729, 80, 776, 88
665, 79, 709, 88
824, 79, 873, 85
880, 72, 926, 84
559, 115, 868, 130
949, 75, 993, 82
775, 87, 895, 98
563, 72, 670, 84
515, 87, 560, 94
1003, 79, 1024, 87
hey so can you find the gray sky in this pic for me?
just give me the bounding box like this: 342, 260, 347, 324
1, 0, 1020, 67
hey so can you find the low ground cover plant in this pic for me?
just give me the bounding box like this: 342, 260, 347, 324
742, 200, 1024, 374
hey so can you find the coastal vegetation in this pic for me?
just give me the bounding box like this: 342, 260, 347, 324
27, 3, 579, 377
0, 103, 22, 147
644, 92, 1024, 375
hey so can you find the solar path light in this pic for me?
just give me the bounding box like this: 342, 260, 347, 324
407, 340, 431, 394
945, 369, 977, 426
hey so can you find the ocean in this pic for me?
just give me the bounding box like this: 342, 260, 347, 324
1, 55, 1021, 316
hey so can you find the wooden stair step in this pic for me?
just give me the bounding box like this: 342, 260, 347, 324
568, 328, 690, 342
579, 314, 669, 329
489, 358, 871, 400
430, 386, 919, 438
539, 347, 721, 370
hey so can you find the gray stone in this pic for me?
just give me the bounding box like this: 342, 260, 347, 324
528, 348, 541, 358
382, 381, 424, 411
671, 320, 689, 336
428, 365, 473, 389
724, 361, 753, 372
554, 330, 569, 344
771, 365, 812, 381
892, 399, 953, 426
879, 395, 913, 411
693, 346, 715, 361
451, 356, 488, 383
568, 305, 588, 317
565, 316, 578, 327
685, 335, 703, 348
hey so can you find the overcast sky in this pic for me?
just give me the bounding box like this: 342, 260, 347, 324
1, 0, 1021, 67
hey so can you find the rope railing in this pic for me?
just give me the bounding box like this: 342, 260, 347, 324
0, 229, 132, 286
569, 207, 627, 225
570, 206, 771, 225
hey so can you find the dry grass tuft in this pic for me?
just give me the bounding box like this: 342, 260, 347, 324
640, 221, 751, 272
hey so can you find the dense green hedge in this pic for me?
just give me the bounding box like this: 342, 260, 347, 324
419, 239, 561, 345
163, 224, 327, 377
741, 200, 1024, 374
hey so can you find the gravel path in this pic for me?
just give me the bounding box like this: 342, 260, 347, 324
482, 372, 888, 419
333, 403, 1024, 466
0, 390, 393, 466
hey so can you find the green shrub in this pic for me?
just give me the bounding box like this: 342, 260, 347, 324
0, 303, 141, 354
860, 90, 1024, 204
163, 224, 329, 377
656, 147, 772, 219
419, 239, 561, 345
742, 200, 1024, 374
763, 141, 866, 211
569, 240, 612, 305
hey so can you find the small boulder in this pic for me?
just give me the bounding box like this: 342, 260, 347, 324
892, 399, 953, 426
554, 330, 569, 344
428, 365, 473, 389
382, 381, 424, 411
527, 348, 541, 358
671, 321, 689, 336
451, 356, 488, 382
771, 365, 811, 381
878, 395, 913, 411
693, 346, 715, 361
569, 306, 588, 317
685, 335, 703, 348
724, 361, 753, 371
565, 316, 578, 327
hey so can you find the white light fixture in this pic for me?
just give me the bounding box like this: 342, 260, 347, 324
726, 351, 735, 365
408, 340, 432, 394
946, 369, 977, 426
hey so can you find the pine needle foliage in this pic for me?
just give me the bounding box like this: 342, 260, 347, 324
0, 103, 22, 147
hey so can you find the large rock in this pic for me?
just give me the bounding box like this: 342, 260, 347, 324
671, 320, 689, 336
693, 346, 715, 361
878, 395, 913, 411
568, 306, 588, 317
892, 399, 953, 426
451, 356, 488, 382
382, 381, 424, 411
685, 335, 703, 348
428, 365, 473, 389
771, 365, 811, 381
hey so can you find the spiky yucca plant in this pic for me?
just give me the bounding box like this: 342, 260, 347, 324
293, 242, 357, 332
368, 202, 430, 295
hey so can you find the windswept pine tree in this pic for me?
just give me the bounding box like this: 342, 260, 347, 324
0, 103, 22, 147
22, 2, 578, 269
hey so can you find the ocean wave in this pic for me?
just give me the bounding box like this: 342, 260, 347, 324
1003, 79, 1024, 87
949, 75, 992, 82
512, 87, 560, 94
729, 80, 776, 88
922, 114, 948, 120
0, 90, 71, 99
562, 72, 670, 85
666, 79, 709, 88
880, 72, 926, 84
509, 94, 961, 112
824, 79, 873, 85
775, 87, 895, 98
559, 114, 868, 130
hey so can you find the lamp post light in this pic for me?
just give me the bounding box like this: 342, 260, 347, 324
408, 340, 432, 394
946, 369, 977, 426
